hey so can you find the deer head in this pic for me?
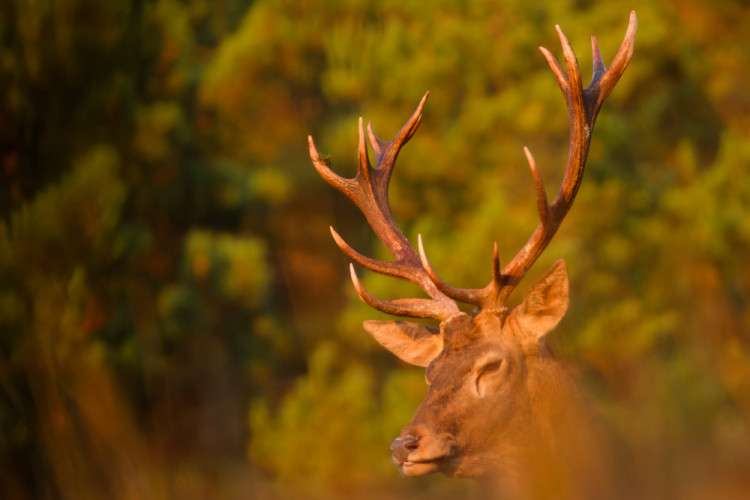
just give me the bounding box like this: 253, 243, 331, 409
309, 12, 637, 495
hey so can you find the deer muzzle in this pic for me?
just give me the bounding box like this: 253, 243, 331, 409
390, 429, 458, 476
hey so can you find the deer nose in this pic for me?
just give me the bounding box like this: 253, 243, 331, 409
391, 435, 420, 463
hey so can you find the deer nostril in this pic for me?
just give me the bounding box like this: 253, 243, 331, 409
391, 435, 419, 450
391, 435, 420, 463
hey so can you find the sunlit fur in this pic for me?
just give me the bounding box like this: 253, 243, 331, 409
381, 263, 618, 499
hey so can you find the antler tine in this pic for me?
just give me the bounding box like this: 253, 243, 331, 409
524, 147, 550, 229
330, 226, 415, 281
367, 92, 429, 178
310, 93, 461, 321
309, 135, 354, 195
348, 264, 458, 319
590, 11, 638, 115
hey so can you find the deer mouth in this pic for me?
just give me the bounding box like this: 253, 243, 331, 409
400, 458, 444, 476
392, 433, 458, 477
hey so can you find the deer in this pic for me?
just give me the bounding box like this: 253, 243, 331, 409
308, 12, 637, 500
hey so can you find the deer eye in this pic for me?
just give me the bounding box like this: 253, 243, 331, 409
475, 360, 505, 397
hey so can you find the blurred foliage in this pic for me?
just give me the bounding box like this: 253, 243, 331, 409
1, 0, 750, 498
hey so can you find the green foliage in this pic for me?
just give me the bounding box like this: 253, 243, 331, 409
249, 342, 385, 492
185, 230, 270, 309
1, 144, 126, 272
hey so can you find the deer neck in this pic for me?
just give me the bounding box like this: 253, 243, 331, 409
520, 356, 614, 499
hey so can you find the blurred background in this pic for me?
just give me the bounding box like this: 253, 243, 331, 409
1, 0, 749, 498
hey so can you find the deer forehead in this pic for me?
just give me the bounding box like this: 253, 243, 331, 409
426, 345, 505, 382
439, 309, 530, 351
426, 340, 521, 386
440, 309, 503, 340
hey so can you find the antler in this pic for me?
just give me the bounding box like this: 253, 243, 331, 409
308, 93, 461, 321
420, 11, 637, 311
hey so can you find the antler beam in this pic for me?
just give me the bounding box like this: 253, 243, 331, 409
308, 93, 461, 321
421, 11, 637, 310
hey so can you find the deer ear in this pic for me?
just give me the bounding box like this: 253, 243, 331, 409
512, 259, 569, 340
362, 320, 443, 367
